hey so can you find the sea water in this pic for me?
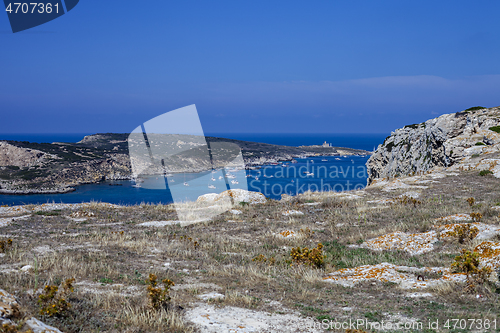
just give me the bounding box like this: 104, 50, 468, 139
0, 133, 382, 206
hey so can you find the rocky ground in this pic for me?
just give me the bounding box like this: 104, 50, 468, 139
1, 167, 500, 332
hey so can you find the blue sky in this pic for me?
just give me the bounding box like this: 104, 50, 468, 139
1, 0, 500, 134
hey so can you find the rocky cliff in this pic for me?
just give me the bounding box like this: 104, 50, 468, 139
367, 106, 500, 185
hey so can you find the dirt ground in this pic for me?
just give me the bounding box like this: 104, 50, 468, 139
1, 169, 500, 332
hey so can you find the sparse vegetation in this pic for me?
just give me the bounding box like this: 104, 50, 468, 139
145, 273, 175, 311
404, 123, 422, 129
34, 210, 61, 216
451, 249, 492, 292
252, 254, 276, 265
489, 126, 500, 134
0, 323, 33, 333
447, 224, 479, 243
0, 169, 500, 332
38, 278, 75, 317
480, 170, 494, 176
465, 106, 486, 112
394, 195, 422, 207
290, 243, 325, 268
0, 238, 13, 253
470, 212, 483, 221
178, 235, 200, 249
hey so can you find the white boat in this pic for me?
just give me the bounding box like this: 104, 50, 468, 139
211, 177, 216, 181
219, 176, 224, 180
183, 182, 189, 186
321, 159, 328, 162
335, 158, 341, 160
132, 184, 141, 188
208, 185, 216, 189
231, 180, 239, 184
170, 179, 175, 182
226, 174, 236, 179
255, 177, 259, 180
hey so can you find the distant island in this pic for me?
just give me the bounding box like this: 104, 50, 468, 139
0, 134, 369, 194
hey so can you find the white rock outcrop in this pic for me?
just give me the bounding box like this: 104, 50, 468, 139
324, 263, 466, 289
367, 106, 500, 184
197, 189, 266, 204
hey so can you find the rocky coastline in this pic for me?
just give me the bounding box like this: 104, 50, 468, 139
0, 134, 369, 194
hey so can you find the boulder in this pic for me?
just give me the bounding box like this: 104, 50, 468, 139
25, 317, 64, 333
0, 289, 20, 320
197, 189, 266, 204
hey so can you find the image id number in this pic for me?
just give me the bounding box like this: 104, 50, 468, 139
6, 2, 59, 14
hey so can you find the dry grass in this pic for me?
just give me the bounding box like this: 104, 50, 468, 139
0, 170, 500, 331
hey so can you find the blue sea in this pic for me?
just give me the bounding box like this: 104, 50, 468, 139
0, 133, 386, 206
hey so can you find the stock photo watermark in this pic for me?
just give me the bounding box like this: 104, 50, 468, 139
128, 105, 368, 222
292, 317, 498, 331
3, 0, 79, 33
250, 162, 367, 197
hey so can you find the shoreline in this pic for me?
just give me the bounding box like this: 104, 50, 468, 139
1, 153, 370, 195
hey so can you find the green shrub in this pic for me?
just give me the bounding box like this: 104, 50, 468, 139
0, 323, 32, 333
451, 249, 492, 292
0, 238, 12, 253
451, 250, 480, 275
489, 126, 500, 134
34, 210, 61, 216
465, 106, 486, 112
479, 170, 493, 176
252, 254, 276, 265
470, 212, 482, 221
39, 278, 75, 317
394, 195, 422, 207
99, 277, 113, 284
447, 224, 479, 244
290, 243, 325, 268
404, 123, 420, 129
146, 273, 175, 310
